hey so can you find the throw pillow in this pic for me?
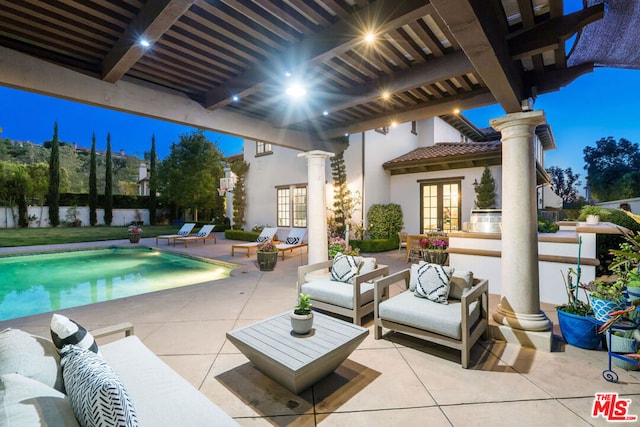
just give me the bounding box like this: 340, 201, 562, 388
414, 263, 454, 304
50, 314, 99, 355
285, 236, 300, 245
409, 261, 427, 291
0, 373, 80, 427
0, 328, 64, 391
358, 257, 377, 275
61, 345, 138, 427
330, 252, 361, 283
450, 270, 474, 300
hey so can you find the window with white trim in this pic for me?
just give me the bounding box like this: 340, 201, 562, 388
256, 141, 272, 155
276, 186, 307, 227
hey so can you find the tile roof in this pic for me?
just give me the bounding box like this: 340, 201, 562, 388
383, 141, 501, 166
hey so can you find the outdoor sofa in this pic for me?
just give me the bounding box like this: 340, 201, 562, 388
373, 264, 488, 368
0, 322, 238, 426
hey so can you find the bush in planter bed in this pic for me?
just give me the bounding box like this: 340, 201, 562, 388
350, 237, 398, 253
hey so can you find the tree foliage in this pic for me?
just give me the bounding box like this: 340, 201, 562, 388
157, 130, 225, 221
48, 122, 60, 227
104, 133, 113, 225
547, 166, 581, 204
330, 152, 359, 237
473, 167, 496, 209
367, 203, 403, 239
89, 134, 98, 226
149, 134, 157, 225
583, 137, 640, 201
231, 159, 249, 230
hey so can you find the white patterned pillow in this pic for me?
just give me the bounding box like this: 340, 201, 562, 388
414, 263, 454, 304
51, 314, 99, 355
256, 236, 268, 243
285, 236, 300, 244
61, 345, 138, 427
409, 261, 427, 291
330, 252, 361, 283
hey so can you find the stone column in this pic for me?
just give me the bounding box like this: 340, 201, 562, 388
298, 150, 334, 264
490, 111, 552, 333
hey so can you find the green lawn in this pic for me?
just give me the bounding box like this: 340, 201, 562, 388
0, 225, 179, 247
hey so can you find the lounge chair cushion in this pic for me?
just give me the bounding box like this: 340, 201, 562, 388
378, 291, 481, 340
450, 270, 474, 300
51, 314, 99, 355
0, 329, 64, 391
61, 345, 138, 427
330, 253, 361, 283
414, 263, 454, 304
0, 373, 80, 427
301, 279, 374, 309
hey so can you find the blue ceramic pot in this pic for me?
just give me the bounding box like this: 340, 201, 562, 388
557, 308, 601, 350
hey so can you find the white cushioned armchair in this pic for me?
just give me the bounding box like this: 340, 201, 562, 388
297, 257, 389, 326
373, 267, 488, 368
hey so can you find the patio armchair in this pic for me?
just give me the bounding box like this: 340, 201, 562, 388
275, 228, 308, 260
373, 265, 488, 368
173, 224, 216, 248
297, 254, 389, 325
231, 227, 278, 257
155, 223, 195, 246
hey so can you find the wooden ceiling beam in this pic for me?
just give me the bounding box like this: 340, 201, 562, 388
321, 88, 496, 139
102, 0, 195, 83
276, 50, 474, 127
432, 0, 523, 113
203, 1, 433, 109
508, 3, 604, 61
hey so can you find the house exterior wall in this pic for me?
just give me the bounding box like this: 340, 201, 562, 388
434, 116, 464, 142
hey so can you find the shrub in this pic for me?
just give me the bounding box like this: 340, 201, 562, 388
537, 216, 558, 233
367, 204, 403, 239
224, 229, 260, 242
350, 238, 398, 253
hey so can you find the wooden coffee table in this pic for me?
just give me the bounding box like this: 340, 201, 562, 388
226, 312, 368, 393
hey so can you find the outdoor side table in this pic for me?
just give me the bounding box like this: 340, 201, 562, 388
226, 311, 369, 393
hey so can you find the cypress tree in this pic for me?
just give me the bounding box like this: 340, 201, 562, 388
149, 134, 157, 225
330, 152, 353, 237
231, 160, 249, 230
104, 133, 113, 225
474, 167, 497, 209
89, 133, 98, 226
48, 122, 60, 227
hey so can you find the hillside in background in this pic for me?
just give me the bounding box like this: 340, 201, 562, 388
0, 138, 143, 195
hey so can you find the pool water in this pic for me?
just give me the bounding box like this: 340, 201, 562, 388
0, 247, 234, 321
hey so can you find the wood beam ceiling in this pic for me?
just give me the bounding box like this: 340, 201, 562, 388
102, 0, 195, 83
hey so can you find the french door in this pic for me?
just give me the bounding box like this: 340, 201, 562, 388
421, 181, 461, 232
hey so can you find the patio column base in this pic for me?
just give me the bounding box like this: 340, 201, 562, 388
488, 324, 553, 352
493, 304, 552, 332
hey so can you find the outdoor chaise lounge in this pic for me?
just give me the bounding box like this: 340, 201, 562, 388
297, 254, 389, 325
275, 228, 308, 260
173, 224, 216, 247
155, 222, 195, 246
0, 322, 238, 426
373, 264, 488, 368
231, 227, 277, 257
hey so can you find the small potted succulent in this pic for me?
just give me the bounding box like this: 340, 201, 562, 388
291, 293, 313, 334
256, 240, 278, 271
128, 225, 143, 243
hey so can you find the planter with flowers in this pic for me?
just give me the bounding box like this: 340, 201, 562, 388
328, 236, 360, 259
128, 226, 143, 243
419, 235, 449, 265
257, 241, 278, 271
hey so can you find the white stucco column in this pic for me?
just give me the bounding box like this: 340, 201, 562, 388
298, 150, 334, 264
490, 111, 552, 332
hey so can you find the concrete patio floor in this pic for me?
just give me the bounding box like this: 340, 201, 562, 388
1, 234, 639, 426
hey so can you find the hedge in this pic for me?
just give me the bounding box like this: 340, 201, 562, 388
224, 229, 261, 242
350, 237, 398, 253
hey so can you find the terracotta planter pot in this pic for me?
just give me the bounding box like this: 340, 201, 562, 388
128, 233, 142, 243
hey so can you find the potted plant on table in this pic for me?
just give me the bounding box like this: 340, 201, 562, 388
291, 293, 313, 334
128, 225, 143, 243
256, 241, 278, 271
419, 234, 449, 265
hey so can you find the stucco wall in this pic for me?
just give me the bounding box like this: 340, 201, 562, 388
0, 206, 149, 228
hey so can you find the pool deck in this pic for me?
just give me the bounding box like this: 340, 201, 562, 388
1, 234, 639, 426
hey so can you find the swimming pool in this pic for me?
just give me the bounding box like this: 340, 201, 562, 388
0, 247, 234, 321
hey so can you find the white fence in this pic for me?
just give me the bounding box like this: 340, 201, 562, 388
0, 206, 150, 228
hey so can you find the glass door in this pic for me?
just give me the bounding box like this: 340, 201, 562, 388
421, 181, 460, 232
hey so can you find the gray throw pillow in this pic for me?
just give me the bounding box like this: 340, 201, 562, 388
414, 263, 454, 304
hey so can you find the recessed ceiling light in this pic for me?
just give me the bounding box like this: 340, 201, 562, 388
285, 71, 292, 77
382, 91, 390, 100
344, 133, 349, 137
364, 32, 375, 44
286, 84, 306, 98
323, 110, 329, 116
232, 95, 239, 102
139, 38, 150, 48
453, 108, 460, 114
391, 121, 398, 127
